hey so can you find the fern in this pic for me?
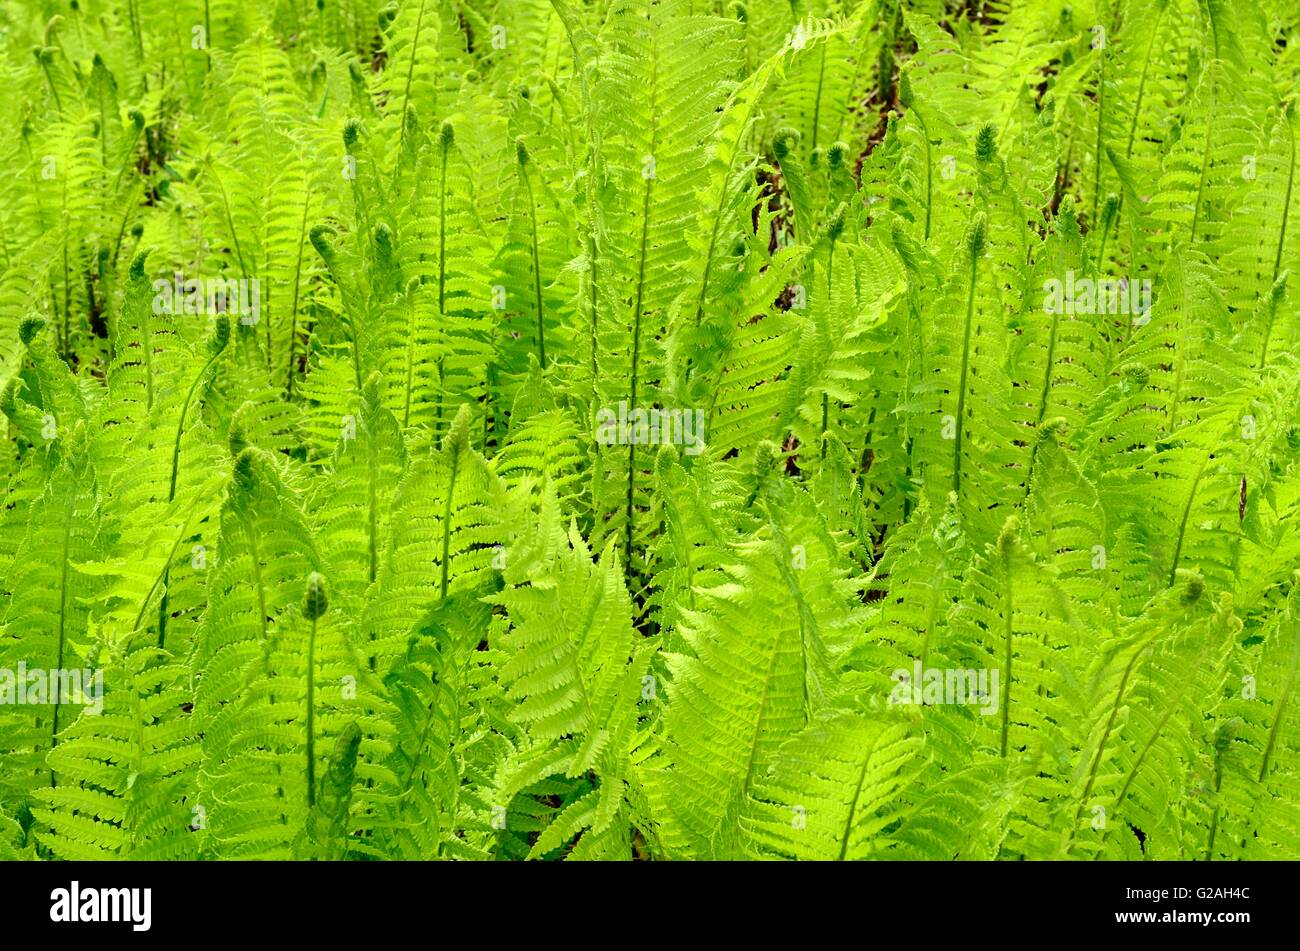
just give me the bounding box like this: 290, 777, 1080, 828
0, 0, 1298, 867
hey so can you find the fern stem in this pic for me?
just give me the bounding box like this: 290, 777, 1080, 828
1258, 287, 1284, 372
625, 165, 654, 574
49, 484, 76, 786
157, 346, 222, 649
394, 0, 431, 160
736, 631, 785, 836
1054, 134, 1074, 217
1124, 4, 1166, 162
1187, 79, 1218, 247
919, 114, 933, 242
588, 234, 600, 395
367, 439, 379, 588
403, 295, 417, 428
520, 161, 547, 369
286, 195, 310, 398
1108, 2, 1166, 249
1260, 116, 1295, 368
951, 237, 980, 495
1090, 43, 1106, 237
209, 164, 250, 277
1257, 620, 1299, 782
810, 43, 827, 153
237, 509, 272, 648
1024, 278, 1065, 495
1205, 745, 1225, 860
820, 239, 837, 458
61, 217, 71, 359
111, 184, 137, 267
434, 138, 450, 431
306, 612, 318, 807
1114, 639, 1213, 811
998, 548, 1013, 758
690, 62, 771, 332
1168, 454, 1210, 587
1065, 641, 1147, 853
625, 26, 662, 576
132, 530, 185, 640
1272, 115, 1295, 285
127, 0, 143, 57
918, 580, 943, 670
438, 437, 462, 601
837, 729, 885, 861
38, 57, 63, 114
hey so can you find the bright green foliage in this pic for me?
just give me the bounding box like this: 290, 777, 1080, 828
0, 0, 1298, 861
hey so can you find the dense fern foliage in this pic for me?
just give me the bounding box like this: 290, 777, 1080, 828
1, 0, 1298, 862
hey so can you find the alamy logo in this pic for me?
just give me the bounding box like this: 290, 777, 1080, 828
50, 881, 151, 931
889, 661, 1000, 715
153, 273, 261, 325
595, 401, 706, 456
1042, 269, 1151, 321
0, 664, 103, 715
